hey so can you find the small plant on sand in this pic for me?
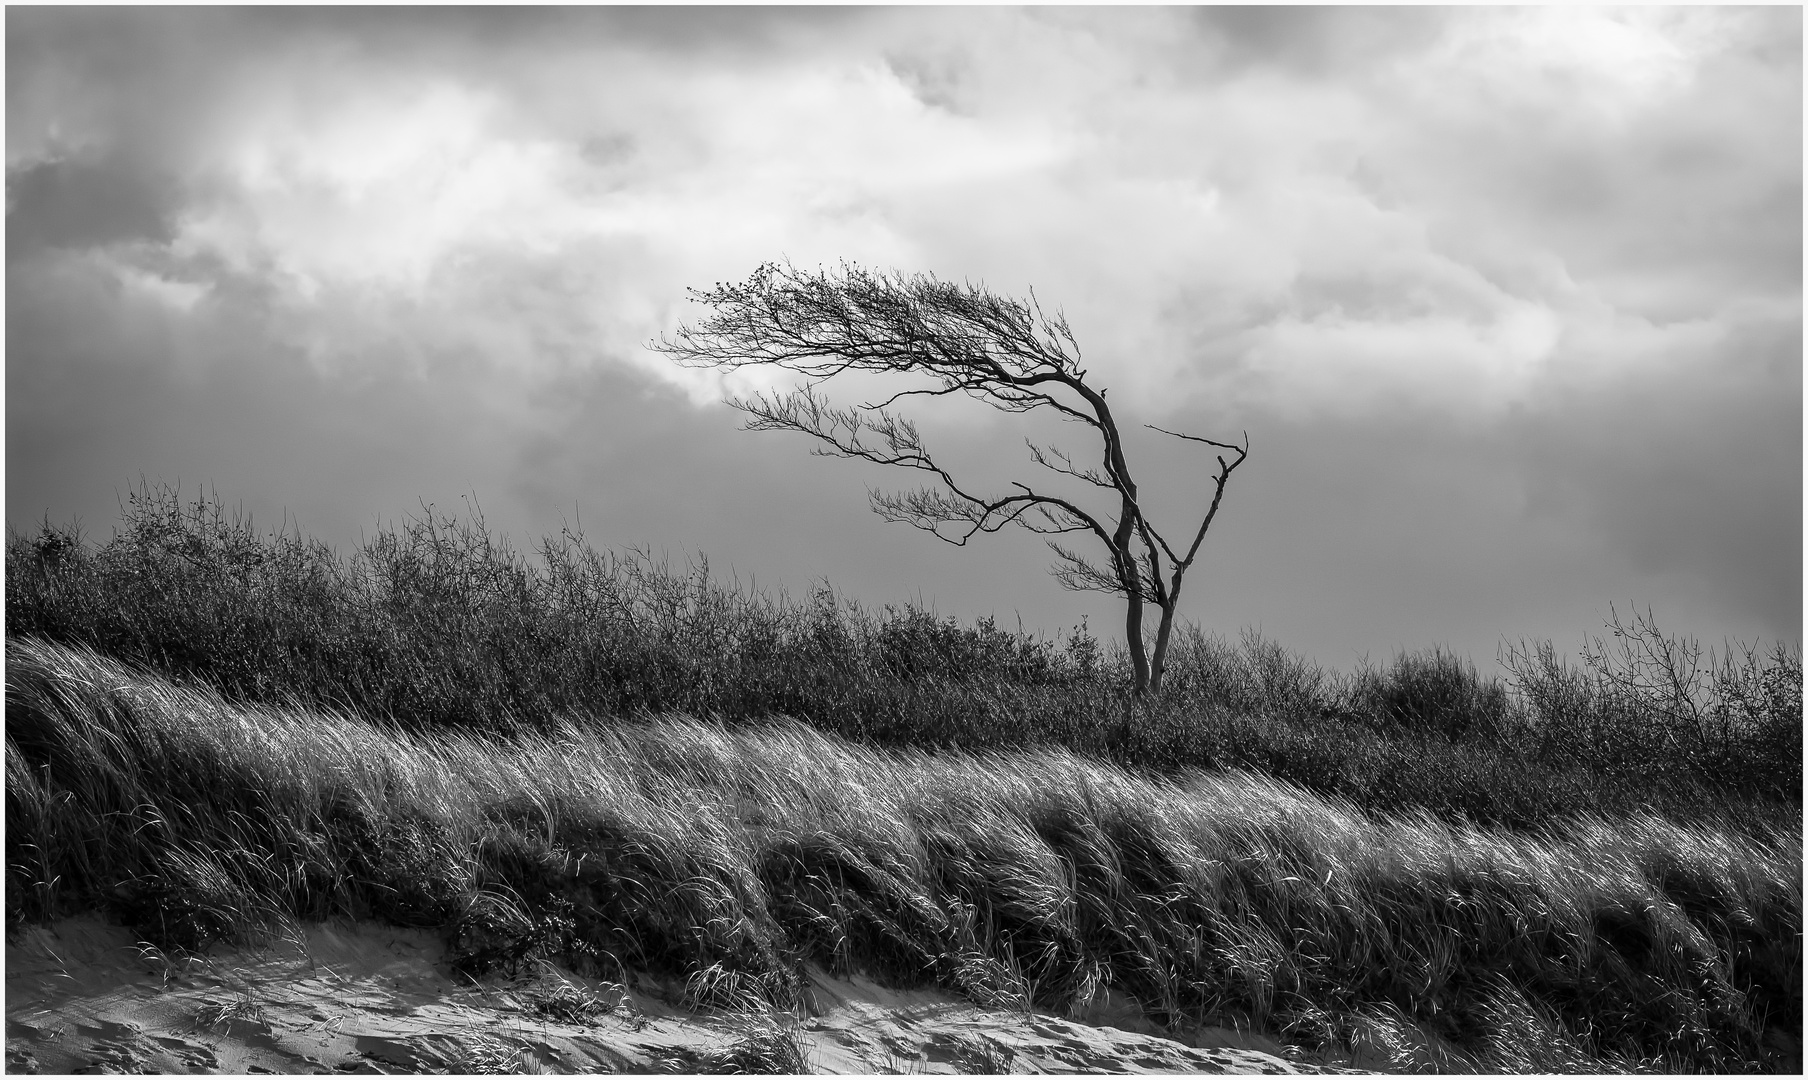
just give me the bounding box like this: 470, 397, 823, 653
192, 993, 268, 1034
945, 1033, 1017, 1075
650, 1016, 810, 1074
524, 978, 624, 1025
449, 1033, 543, 1075
684, 962, 792, 1014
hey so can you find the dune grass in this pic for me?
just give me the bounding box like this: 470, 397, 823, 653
6, 638, 1801, 1073
6, 484, 1801, 1070
5, 484, 1800, 831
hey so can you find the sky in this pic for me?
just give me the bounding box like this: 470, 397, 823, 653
6, 5, 1801, 673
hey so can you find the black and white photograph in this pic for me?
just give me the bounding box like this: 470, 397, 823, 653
5, 5, 1801, 1074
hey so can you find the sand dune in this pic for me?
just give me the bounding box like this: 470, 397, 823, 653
7, 917, 1356, 1074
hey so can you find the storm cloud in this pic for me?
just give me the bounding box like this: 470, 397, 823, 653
7, 6, 1799, 669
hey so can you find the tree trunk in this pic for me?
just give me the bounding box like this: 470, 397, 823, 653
1124, 583, 1151, 696
1113, 482, 1152, 697
1148, 600, 1178, 695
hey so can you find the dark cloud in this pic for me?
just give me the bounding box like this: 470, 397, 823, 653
5, 253, 640, 553
6, 155, 178, 261
1133, 397, 1798, 668
884, 48, 976, 115
7, 5, 860, 66
241, 5, 864, 50
1509, 320, 1803, 640
3, 251, 1086, 639
1190, 6, 1450, 77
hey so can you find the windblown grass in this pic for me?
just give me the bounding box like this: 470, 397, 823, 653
6, 484, 1800, 830
7, 638, 1800, 1072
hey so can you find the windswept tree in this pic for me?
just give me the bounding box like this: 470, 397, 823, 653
653, 261, 1248, 696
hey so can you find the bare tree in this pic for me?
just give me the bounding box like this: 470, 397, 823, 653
652, 261, 1248, 696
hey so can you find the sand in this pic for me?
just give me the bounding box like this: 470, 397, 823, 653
5, 917, 1360, 1074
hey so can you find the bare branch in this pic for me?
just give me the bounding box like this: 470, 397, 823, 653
1147, 424, 1248, 455
1047, 539, 1127, 596
858, 382, 972, 412
1026, 439, 1113, 489
1174, 431, 1250, 573
729, 385, 1115, 552
649, 259, 1252, 697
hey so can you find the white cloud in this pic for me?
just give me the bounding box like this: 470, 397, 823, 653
1244, 302, 1564, 417
24, 5, 1790, 424
90, 27, 1093, 400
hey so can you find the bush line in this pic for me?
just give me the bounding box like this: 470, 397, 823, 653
6, 484, 1799, 830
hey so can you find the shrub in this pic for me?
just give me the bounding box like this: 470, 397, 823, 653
5, 482, 1799, 829
1502, 605, 1803, 804
1349, 647, 1510, 740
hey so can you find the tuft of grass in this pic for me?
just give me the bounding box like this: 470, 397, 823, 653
651, 1017, 811, 1075
6, 483, 1799, 830
192, 993, 269, 1034
6, 638, 1800, 1073
448, 1033, 545, 1075
523, 978, 625, 1025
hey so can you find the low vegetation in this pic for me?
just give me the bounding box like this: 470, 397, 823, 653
5, 484, 1801, 1071
6, 484, 1799, 829
5, 638, 1799, 1072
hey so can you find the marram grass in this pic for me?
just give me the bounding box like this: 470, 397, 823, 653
7, 638, 1799, 1073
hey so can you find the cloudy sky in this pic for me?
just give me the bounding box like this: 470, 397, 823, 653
7, 6, 1800, 671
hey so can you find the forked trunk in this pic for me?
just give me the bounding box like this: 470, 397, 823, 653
1148, 603, 1178, 696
